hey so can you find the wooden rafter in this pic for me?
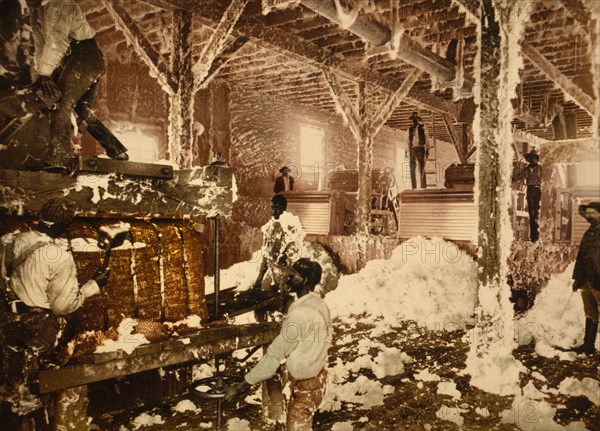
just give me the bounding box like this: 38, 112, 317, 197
178, 0, 463, 119
192, 0, 249, 91
514, 109, 544, 128
370, 69, 422, 137
197, 37, 249, 90
561, 0, 591, 29
522, 42, 596, 116
452, 0, 480, 23
101, 0, 177, 94
513, 129, 597, 147
405, 90, 465, 120
322, 71, 361, 141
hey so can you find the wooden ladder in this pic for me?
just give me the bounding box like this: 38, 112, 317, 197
425, 115, 438, 188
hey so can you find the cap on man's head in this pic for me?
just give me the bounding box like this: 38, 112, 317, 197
524, 149, 539, 161
580, 202, 600, 213
279, 166, 290, 174
410, 111, 420, 120
39, 197, 77, 224
292, 258, 322, 287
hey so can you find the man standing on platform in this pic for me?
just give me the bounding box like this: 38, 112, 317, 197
274, 166, 295, 194
407, 112, 429, 189
512, 149, 543, 242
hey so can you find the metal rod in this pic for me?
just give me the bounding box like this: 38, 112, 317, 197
216, 398, 223, 430
213, 216, 221, 319
214, 355, 222, 431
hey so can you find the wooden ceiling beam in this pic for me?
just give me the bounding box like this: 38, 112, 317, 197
370, 69, 422, 137
322, 71, 361, 141
522, 42, 596, 116
560, 0, 592, 29
100, 0, 177, 94
442, 113, 466, 163
197, 36, 249, 89
144, 0, 464, 119
513, 129, 597, 147
301, 0, 475, 92
192, 0, 249, 91
452, 0, 480, 24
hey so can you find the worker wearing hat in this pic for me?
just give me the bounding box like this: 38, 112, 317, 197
274, 165, 295, 194
571, 201, 600, 354
407, 112, 430, 189
513, 148, 543, 241
227, 258, 331, 430
0, 197, 109, 427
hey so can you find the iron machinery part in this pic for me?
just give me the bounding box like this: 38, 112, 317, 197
188, 375, 243, 401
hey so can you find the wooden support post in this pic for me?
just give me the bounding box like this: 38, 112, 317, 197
477, 1, 503, 287
467, 0, 530, 396
357, 82, 373, 235
168, 9, 195, 168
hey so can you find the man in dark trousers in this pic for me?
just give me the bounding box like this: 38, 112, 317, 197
0, 197, 109, 429
513, 149, 543, 242
274, 166, 295, 194
570, 201, 600, 355
26, 0, 128, 169
407, 112, 429, 189
226, 259, 331, 431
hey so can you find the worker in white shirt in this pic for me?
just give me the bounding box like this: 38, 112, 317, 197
26, 0, 128, 170
0, 197, 108, 428
226, 259, 331, 431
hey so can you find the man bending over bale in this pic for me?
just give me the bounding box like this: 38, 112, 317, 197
0, 197, 109, 429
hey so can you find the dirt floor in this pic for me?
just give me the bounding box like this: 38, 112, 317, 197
96, 318, 599, 431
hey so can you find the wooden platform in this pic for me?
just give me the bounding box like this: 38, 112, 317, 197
38, 322, 280, 394
399, 189, 477, 242
0, 164, 234, 218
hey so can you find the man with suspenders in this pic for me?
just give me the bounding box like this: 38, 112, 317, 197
0, 197, 109, 428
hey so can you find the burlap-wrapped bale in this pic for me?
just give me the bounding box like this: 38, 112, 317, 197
129, 221, 162, 322
95, 220, 135, 329
68, 219, 105, 332
153, 222, 187, 322
178, 222, 208, 322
